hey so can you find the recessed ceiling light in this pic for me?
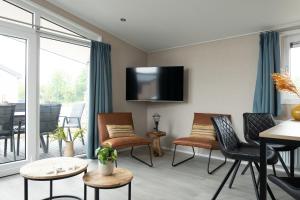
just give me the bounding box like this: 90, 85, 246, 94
120, 18, 126, 22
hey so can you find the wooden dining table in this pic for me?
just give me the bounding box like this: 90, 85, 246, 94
259, 120, 300, 200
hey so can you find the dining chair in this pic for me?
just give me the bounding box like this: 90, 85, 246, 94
40, 104, 62, 155
211, 115, 277, 200
268, 175, 300, 199
62, 102, 85, 144
232, 113, 299, 181
0, 105, 16, 161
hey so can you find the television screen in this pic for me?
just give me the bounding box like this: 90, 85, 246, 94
126, 66, 184, 101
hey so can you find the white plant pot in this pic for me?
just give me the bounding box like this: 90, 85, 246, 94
98, 160, 114, 176
64, 141, 74, 157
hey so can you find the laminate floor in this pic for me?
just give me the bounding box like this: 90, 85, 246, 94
0, 149, 293, 200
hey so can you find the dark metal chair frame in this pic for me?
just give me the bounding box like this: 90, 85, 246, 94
211, 115, 277, 200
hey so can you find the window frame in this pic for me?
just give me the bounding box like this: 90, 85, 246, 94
280, 30, 300, 104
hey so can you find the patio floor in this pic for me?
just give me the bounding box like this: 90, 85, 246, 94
0, 134, 86, 164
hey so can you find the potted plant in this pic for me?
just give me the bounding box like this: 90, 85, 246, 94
95, 146, 118, 176
52, 127, 85, 157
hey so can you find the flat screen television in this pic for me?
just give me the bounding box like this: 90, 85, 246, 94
126, 66, 184, 101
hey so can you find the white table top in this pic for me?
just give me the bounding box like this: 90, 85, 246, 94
259, 120, 300, 141
20, 157, 88, 180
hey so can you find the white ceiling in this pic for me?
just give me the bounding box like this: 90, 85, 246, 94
48, 0, 300, 52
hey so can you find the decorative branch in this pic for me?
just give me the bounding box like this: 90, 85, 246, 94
272, 73, 300, 98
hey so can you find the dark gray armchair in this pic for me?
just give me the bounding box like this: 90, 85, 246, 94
40, 104, 62, 155
0, 105, 16, 160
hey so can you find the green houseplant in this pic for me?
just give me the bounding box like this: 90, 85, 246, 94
95, 146, 118, 176
52, 127, 85, 157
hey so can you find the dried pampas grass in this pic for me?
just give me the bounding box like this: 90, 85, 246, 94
272, 73, 300, 98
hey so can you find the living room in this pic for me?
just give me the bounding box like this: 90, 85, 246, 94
1, 0, 300, 200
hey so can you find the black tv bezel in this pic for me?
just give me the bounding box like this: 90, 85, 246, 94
126, 66, 184, 102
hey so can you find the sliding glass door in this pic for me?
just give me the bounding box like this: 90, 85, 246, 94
0, 22, 38, 176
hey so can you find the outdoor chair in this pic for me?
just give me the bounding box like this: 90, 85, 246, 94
12, 103, 26, 156
62, 102, 85, 144
98, 112, 153, 167
0, 105, 16, 160
40, 104, 62, 156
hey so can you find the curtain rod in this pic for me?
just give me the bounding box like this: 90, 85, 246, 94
0, 15, 90, 40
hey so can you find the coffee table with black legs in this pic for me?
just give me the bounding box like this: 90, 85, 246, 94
83, 168, 133, 200
20, 157, 88, 200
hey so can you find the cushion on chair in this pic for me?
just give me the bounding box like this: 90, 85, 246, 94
106, 125, 135, 138
173, 137, 219, 150
190, 124, 216, 141
103, 135, 151, 149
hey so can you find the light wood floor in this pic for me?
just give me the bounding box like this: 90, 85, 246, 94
0, 149, 294, 200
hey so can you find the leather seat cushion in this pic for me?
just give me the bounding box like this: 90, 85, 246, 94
226, 143, 278, 165
268, 175, 300, 199
173, 137, 219, 150
102, 135, 151, 149
269, 143, 299, 152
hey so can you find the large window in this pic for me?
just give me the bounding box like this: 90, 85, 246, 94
39, 37, 90, 158
0, 0, 98, 176
282, 33, 300, 104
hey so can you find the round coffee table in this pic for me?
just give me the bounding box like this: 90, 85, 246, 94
83, 168, 133, 200
20, 157, 88, 200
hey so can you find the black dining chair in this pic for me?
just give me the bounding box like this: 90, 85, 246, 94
211, 115, 277, 200
268, 175, 300, 199
243, 113, 297, 176
0, 105, 16, 160
40, 104, 62, 155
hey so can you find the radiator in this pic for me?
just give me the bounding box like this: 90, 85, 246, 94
279, 149, 300, 169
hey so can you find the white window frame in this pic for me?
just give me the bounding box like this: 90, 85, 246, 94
0, 0, 101, 176
280, 30, 300, 104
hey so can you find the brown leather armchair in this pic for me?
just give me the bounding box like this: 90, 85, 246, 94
172, 113, 230, 174
98, 112, 153, 167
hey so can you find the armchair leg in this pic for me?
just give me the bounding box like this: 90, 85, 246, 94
229, 160, 241, 188
172, 145, 195, 167
211, 160, 239, 200
207, 149, 227, 174
130, 145, 153, 167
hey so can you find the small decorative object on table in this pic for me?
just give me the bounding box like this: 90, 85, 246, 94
272, 73, 300, 120
52, 127, 85, 157
146, 131, 166, 157
152, 113, 161, 132
95, 146, 118, 176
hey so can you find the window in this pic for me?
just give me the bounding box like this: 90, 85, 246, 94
0, 0, 33, 27
40, 17, 85, 39
281, 32, 300, 104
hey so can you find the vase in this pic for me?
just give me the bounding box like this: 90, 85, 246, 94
98, 160, 114, 176
291, 104, 300, 121
64, 141, 74, 157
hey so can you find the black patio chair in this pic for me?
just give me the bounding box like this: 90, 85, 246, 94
0, 105, 16, 160
40, 104, 62, 156
211, 115, 278, 200
12, 103, 26, 156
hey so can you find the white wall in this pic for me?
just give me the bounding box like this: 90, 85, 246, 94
147, 34, 260, 150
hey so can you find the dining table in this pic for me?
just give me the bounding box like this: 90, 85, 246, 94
259, 120, 300, 200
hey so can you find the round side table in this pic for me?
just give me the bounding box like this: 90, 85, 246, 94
20, 157, 88, 200
146, 131, 166, 157
83, 168, 133, 200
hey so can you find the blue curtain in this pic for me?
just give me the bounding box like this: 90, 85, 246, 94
87, 41, 112, 159
253, 31, 281, 116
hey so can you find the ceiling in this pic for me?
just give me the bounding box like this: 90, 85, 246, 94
48, 0, 300, 52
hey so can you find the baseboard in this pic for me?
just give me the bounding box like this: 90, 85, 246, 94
162, 146, 300, 175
